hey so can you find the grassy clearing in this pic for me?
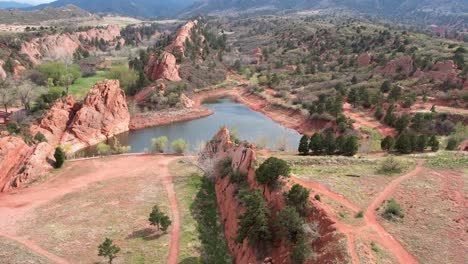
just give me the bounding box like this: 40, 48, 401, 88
69, 71, 107, 98
417, 152, 468, 170
284, 155, 415, 207
0, 237, 52, 264
170, 159, 232, 264
360, 126, 382, 152
17, 175, 170, 264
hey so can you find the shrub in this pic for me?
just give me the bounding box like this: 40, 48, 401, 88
314, 194, 321, 201
54, 147, 66, 168
291, 238, 311, 264
395, 133, 412, 154
446, 138, 459, 151
96, 142, 111, 156
355, 211, 364, 218
171, 138, 187, 154
277, 207, 304, 243
33, 132, 47, 143
6, 122, 20, 134
381, 136, 394, 151
152, 136, 168, 153
378, 156, 403, 174
382, 199, 404, 220
429, 135, 439, 151
342, 136, 358, 156
287, 184, 310, 213
255, 157, 291, 188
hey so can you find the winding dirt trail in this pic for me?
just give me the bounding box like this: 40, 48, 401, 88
0, 155, 181, 264
292, 159, 425, 264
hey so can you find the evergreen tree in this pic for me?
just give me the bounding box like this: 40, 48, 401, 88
429, 135, 439, 152
351, 75, 358, 84
381, 136, 395, 151
308, 133, 324, 155
342, 136, 359, 156
54, 147, 66, 168
395, 113, 410, 133
98, 238, 120, 264
291, 238, 310, 264
388, 86, 401, 101
374, 105, 384, 120
415, 135, 427, 152
384, 104, 396, 126
277, 207, 304, 244
336, 135, 346, 153
3, 57, 14, 73
347, 87, 360, 107
236, 189, 271, 245
298, 135, 309, 155
255, 157, 291, 188
149, 205, 172, 232
287, 184, 310, 214
446, 138, 459, 151
323, 131, 336, 155
395, 133, 412, 154
380, 80, 391, 93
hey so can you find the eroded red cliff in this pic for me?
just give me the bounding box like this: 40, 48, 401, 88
202, 128, 350, 263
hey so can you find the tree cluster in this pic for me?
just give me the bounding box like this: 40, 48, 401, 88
299, 132, 359, 156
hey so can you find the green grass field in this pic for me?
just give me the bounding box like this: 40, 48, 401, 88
69, 71, 108, 98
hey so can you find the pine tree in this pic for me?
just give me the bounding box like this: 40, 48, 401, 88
384, 104, 396, 126
287, 184, 310, 214
277, 207, 304, 243
343, 136, 359, 156
255, 157, 291, 188
374, 105, 384, 120
395, 133, 412, 154
429, 135, 439, 152
323, 131, 336, 155
236, 189, 271, 245
347, 87, 360, 107
395, 113, 410, 133
309, 133, 324, 155
54, 147, 66, 168
298, 135, 309, 155
415, 135, 427, 152
98, 238, 120, 264
381, 136, 395, 151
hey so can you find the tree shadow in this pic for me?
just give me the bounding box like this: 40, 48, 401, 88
126, 227, 164, 241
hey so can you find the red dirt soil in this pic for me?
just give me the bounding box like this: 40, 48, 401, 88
0, 155, 180, 264
291, 159, 425, 264
343, 103, 397, 137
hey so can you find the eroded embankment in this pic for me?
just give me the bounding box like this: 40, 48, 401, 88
201, 128, 350, 263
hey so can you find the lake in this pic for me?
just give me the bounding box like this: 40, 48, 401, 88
78, 98, 301, 156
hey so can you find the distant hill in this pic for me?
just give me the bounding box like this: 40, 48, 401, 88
30, 0, 198, 18
0, 4, 93, 24
0, 1, 32, 9
183, 0, 468, 25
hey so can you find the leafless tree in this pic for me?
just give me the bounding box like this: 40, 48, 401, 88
16, 80, 46, 112
0, 78, 17, 122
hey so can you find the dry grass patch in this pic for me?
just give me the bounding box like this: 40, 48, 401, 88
0, 237, 52, 264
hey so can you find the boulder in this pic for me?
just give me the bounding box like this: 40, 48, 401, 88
144, 51, 181, 81
61, 80, 130, 152
0, 60, 6, 79
253, 47, 264, 64
180, 93, 194, 108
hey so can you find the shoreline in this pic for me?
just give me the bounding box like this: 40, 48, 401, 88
129, 87, 332, 135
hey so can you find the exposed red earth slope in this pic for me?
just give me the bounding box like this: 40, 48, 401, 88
201, 128, 350, 263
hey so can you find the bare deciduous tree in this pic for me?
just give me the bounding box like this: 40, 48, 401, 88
16, 80, 46, 112
0, 78, 17, 122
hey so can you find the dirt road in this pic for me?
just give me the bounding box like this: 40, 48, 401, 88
0, 155, 180, 264
292, 160, 425, 264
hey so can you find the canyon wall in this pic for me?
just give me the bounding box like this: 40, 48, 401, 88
20, 25, 121, 65
202, 128, 349, 263
0, 80, 129, 192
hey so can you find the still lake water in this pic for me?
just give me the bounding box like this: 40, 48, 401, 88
79, 98, 301, 156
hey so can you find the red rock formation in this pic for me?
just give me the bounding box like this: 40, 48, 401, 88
61, 80, 130, 152
144, 51, 181, 81
377, 55, 413, 77
0, 137, 32, 192
180, 93, 194, 108
202, 128, 349, 263
253, 47, 264, 64
20, 25, 121, 65
0, 60, 6, 79
166, 20, 198, 57
357, 53, 372, 67
30, 96, 79, 145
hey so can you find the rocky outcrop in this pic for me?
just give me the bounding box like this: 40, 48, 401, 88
61, 80, 130, 153
144, 51, 181, 81
20, 25, 121, 65
202, 128, 349, 263
0, 60, 6, 79
166, 20, 198, 57
253, 47, 264, 65
377, 55, 413, 77
0, 137, 32, 192
357, 53, 371, 67
30, 96, 79, 145
180, 93, 194, 108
